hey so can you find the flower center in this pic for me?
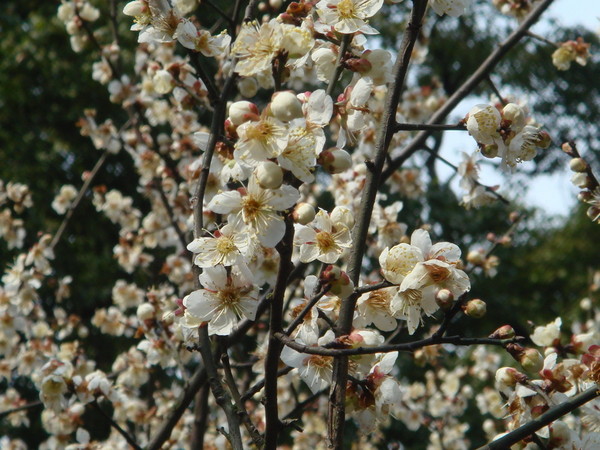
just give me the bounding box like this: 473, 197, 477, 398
425, 264, 451, 283
336, 0, 356, 19
242, 195, 264, 222
401, 288, 422, 307
316, 231, 336, 253
218, 287, 240, 309
245, 121, 274, 142
366, 290, 391, 313
215, 236, 237, 255
306, 354, 332, 370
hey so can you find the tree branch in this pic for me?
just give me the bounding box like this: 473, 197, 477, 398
382, 0, 556, 181
477, 385, 600, 449
328, 2, 429, 447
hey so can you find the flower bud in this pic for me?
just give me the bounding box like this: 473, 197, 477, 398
464, 299, 486, 318
228, 100, 259, 126
255, 161, 283, 189
318, 148, 353, 174
269, 0, 283, 8
329, 271, 354, 299
569, 157, 587, 173
467, 250, 485, 266
571, 172, 590, 189
495, 367, 523, 388
345, 58, 372, 73
520, 348, 544, 373
587, 206, 600, 222
488, 325, 515, 340
502, 103, 526, 130
561, 142, 573, 154
435, 289, 454, 310
153, 70, 174, 94
137, 303, 155, 321
481, 144, 498, 158
534, 131, 551, 149
237, 77, 259, 98
322, 265, 342, 283
270, 91, 303, 122
330, 206, 354, 230
293, 202, 316, 225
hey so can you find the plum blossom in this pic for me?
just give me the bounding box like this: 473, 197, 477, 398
280, 331, 336, 393
430, 0, 470, 17
294, 209, 353, 264
183, 266, 259, 336
186, 223, 256, 270
316, 0, 384, 35
380, 229, 470, 334
207, 176, 299, 247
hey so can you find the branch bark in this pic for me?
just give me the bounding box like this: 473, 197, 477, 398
327, 2, 429, 447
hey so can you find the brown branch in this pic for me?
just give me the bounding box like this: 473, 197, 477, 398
394, 122, 466, 132
146, 363, 207, 450
328, 2, 429, 448
198, 326, 243, 450
263, 216, 295, 448
240, 367, 294, 403
0, 401, 42, 420
221, 350, 264, 447
276, 332, 521, 356
326, 34, 352, 97
477, 385, 600, 449
90, 399, 142, 450
50, 150, 109, 250
382, 0, 556, 181
190, 384, 210, 449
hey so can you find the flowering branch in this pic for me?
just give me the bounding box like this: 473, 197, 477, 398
383, 0, 556, 181
89, 400, 142, 450
275, 332, 522, 356
328, 2, 429, 447
478, 384, 600, 449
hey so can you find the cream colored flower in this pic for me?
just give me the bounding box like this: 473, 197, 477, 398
316, 0, 384, 35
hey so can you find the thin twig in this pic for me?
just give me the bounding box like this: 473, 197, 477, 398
477, 385, 600, 449
0, 401, 42, 420
394, 122, 466, 132
50, 150, 109, 250
153, 177, 189, 249
240, 367, 294, 403
326, 34, 351, 97
198, 326, 243, 450
383, 0, 556, 181
221, 350, 265, 447
276, 332, 522, 357
90, 399, 142, 450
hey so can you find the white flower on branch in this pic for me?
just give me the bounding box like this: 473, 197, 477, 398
316, 0, 384, 35
207, 176, 299, 247
183, 266, 259, 336
294, 209, 353, 264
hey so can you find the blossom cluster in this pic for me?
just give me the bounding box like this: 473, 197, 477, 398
0, 1, 598, 449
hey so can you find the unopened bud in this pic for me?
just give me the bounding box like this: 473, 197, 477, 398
435, 289, 454, 310
269, 0, 283, 9
255, 161, 283, 189
464, 299, 486, 318
520, 348, 544, 373
587, 206, 600, 222
509, 211, 520, 223
318, 148, 353, 174
561, 142, 573, 154
322, 265, 342, 283
293, 203, 316, 225
228, 100, 259, 126
486, 232, 496, 242
467, 250, 485, 266
488, 325, 515, 340
345, 58, 372, 73
237, 77, 259, 98
495, 367, 525, 388
571, 172, 590, 189
481, 143, 498, 158
271, 91, 303, 122
569, 157, 587, 173
330, 273, 354, 299
535, 131, 552, 149
502, 103, 526, 130
330, 206, 354, 230
577, 191, 592, 202
137, 303, 155, 321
